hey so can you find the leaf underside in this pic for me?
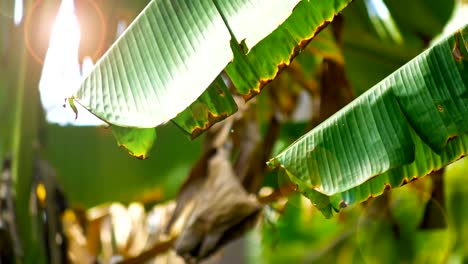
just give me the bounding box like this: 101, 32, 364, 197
225, 0, 351, 99
74, 0, 302, 128
72, 0, 352, 155
269, 26, 468, 217
176, 0, 352, 137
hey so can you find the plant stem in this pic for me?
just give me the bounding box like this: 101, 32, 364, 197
10, 0, 47, 262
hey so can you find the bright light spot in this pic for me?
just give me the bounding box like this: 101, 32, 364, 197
440, 2, 468, 39
39, 0, 103, 126
365, 0, 403, 44
14, 0, 23, 25
367, 0, 390, 19
431, 1, 468, 45
110, 204, 131, 249
116, 19, 127, 37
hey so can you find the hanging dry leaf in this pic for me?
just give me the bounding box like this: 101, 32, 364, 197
174, 148, 261, 262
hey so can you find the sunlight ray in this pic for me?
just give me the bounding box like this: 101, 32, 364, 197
39, 0, 104, 126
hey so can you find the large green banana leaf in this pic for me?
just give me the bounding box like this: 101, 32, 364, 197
74, 0, 300, 128
268, 25, 468, 216
72, 0, 352, 153
174, 0, 351, 138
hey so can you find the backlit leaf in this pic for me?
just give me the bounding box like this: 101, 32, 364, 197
269, 25, 468, 215
111, 126, 156, 159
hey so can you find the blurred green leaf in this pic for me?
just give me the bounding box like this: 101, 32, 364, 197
357, 180, 452, 264
305, 26, 343, 64
269, 25, 468, 216
258, 194, 360, 264
0, 17, 8, 57
0, 0, 15, 20
445, 158, 468, 260
0, 71, 14, 156
117, 0, 151, 13
342, 0, 455, 95
384, 0, 455, 39
256, 177, 454, 264
8, 0, 49, 260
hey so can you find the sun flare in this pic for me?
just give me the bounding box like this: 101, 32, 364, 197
39, 0, 103, 126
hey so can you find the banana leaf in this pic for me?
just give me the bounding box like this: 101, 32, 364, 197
268, 25, 468, 217
71, 0, 352, 154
